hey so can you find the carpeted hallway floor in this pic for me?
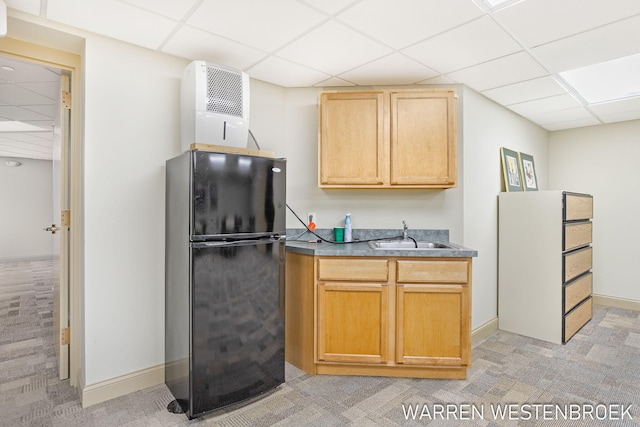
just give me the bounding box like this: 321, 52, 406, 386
1, 259, 639, 426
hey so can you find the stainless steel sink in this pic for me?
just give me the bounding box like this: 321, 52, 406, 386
367, 240, 459, 250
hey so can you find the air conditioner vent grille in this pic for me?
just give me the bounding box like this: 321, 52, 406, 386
206, 66, 244, 117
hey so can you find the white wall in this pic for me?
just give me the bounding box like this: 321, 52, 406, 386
0, 158, 53, 260
82, 36, 187, 384
550, 120, 640, 302
462, 88, 549, 329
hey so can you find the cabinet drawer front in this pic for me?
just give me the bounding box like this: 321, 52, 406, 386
564, 193, 593, 221
564, 273, 593, 313
317, 258, 389, 281
563, 221, 592, 251
396, 259, 469, 283
564, 297, 592, 342
563, 247, 592, 283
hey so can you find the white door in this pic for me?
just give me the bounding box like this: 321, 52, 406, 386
49, 72, 71, 380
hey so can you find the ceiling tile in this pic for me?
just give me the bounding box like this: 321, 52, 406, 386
524, 106, 598, 126
46, 0, 179, 50
314, 77, 356, 87
597, 109, 640, 124
0, 105, 51, 121
336, 0, 484, 49
542, 117, 601, 131
446, 51, 547, 92
338, 53, 438, 85
21, 105, 56, 118
0, 57, 59, 84
18, 82, 60, 101
161, 25, 268, 70
276, 21, 393, 75
0, 133, 52, 143
402, 16, 521, 74
419, 75, 457, 85
589, 97, 640, 117
508, 94, 582, 118
300, 0, 359, 15
482, 76, 567, 106
248, 57, 331, 87
0, 138, 53, 159
120, 0, 200, 20
0, 84, 55, 107
494, 0, 640, 48
531, 15, 640, 74
186, 0, 327, 52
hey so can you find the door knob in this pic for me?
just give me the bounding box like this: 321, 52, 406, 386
44, 224, 59, 234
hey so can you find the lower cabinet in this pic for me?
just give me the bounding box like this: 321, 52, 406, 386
286, 253, 472, 379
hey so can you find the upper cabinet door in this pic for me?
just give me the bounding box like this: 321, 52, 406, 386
390, 91, 457, 187
319, 91, 386, 186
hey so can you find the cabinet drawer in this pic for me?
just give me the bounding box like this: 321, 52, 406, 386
564, 273, 592, 313
563, 246, 592, 283
317, 258, 389, 281
396, 259, 469, 283
563, 221, 592, 251
564, 297, 592, 342
564, 193, 593, 221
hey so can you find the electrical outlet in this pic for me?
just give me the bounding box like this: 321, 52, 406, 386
308, 213, 316, 224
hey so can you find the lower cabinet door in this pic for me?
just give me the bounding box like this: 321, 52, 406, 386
317, 282, 388, 364
396, 284, 470, 366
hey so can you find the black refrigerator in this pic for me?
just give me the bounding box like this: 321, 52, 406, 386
165, 150, 286, 419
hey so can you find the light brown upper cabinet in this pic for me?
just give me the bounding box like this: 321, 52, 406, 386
318, 89, 457, 189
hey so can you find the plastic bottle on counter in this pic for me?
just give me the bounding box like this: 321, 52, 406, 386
344, 213, 352, 242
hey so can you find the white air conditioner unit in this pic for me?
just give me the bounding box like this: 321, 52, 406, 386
181, 61, 250, 152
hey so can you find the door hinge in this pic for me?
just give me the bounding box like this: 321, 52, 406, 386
62, 91, 71, 109
61, 327, 70, 345
61, 210, 70, 227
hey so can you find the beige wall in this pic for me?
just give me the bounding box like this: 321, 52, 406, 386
82, 35, 187, 384
550, 120, 640, 302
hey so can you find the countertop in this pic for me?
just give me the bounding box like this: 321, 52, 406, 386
285, 228, 478, 258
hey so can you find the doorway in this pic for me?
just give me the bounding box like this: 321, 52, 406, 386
0, 36, 82, 389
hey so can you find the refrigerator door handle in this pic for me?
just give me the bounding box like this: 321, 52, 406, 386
191, 237, 284, 249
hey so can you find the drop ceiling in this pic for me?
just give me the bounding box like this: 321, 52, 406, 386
3, 0, 640, 161
0, 56, 60, 161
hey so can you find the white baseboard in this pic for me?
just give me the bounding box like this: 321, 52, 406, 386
81, 363, 165, 408
592, 294, 640, 312
471, 317, 498, 345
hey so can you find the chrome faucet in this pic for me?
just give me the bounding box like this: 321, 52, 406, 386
402, 220, 408, 240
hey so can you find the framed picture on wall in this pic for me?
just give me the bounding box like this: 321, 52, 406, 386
518, 152, 538, 191
500, 147, 523, 192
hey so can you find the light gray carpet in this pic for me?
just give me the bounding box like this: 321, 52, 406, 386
2, 259, 639, 426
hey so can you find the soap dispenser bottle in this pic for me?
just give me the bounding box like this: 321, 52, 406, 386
344, 213, 352, 242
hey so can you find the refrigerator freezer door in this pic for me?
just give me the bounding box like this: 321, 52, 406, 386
191, 151, 286, 240
190, 239, 285, 417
